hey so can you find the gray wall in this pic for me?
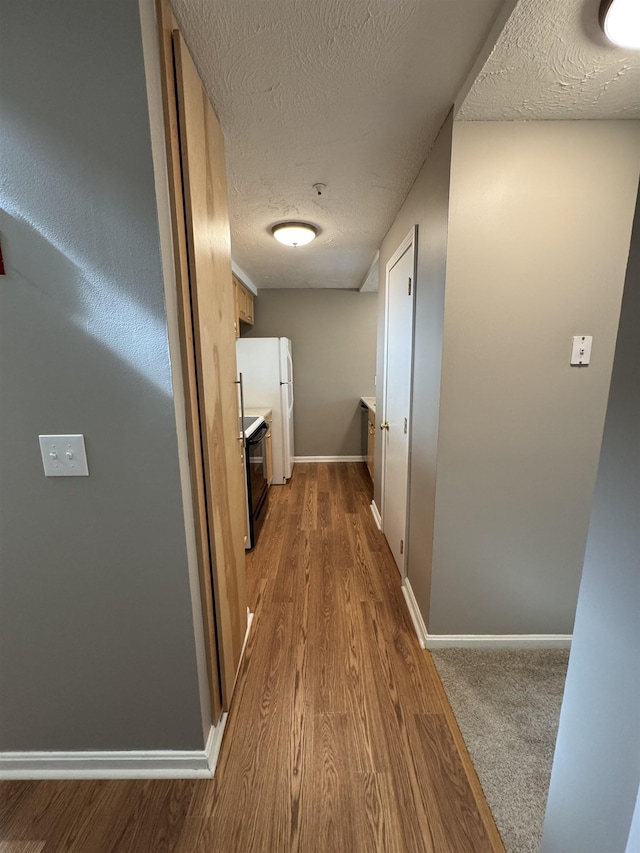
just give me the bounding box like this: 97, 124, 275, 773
376, 114, 453, 619
541, 183, 640, 853
0, 0, 203, 751
429, 120, 640, 635
246, 289, 377, 457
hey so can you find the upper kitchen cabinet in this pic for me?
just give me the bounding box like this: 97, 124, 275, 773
233, 274, 254, 336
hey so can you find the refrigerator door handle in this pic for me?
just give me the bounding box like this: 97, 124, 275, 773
278, 380, 293, 414
286, 350, 294, 414
287, 381, 294, 417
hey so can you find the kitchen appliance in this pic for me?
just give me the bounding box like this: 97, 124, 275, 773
236, 337, 294, 484
242, 415, 269, 549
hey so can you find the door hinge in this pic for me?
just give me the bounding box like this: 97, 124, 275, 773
404, 417, 407, 434
400, 539, 404, 555
408, 277, 412, 296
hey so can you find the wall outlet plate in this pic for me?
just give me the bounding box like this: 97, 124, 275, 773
39, 435, 89, 477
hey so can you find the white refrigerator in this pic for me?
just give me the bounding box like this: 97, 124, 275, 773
236, 337, 294, 484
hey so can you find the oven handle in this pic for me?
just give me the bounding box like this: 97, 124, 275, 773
247, 421, 269, 445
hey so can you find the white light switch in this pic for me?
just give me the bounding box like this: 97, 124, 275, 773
571, 335, 593, 367
39, 434, 89, 477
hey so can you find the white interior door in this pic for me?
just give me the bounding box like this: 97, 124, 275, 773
381, 228, 416, 575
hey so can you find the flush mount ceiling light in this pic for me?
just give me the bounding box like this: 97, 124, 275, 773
600, 0, 640, 49
271, 222, 317, 247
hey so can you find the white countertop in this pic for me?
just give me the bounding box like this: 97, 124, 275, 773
245, 406, 272, 419
360, 397, 376, 414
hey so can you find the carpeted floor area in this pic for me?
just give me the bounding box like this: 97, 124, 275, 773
429, 648, 570, 853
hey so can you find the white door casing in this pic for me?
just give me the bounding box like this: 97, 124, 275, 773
381, 227, 416, 576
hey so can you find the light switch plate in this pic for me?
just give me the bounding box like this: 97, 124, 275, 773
571, 335, 593, 366
39, 434, 89, 477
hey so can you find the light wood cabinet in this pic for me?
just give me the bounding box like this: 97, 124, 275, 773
367, 408, 375, 481
240, 283, 254, 324
233, 274, 254, 336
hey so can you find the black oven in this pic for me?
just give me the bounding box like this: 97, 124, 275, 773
244, 419, 269, 549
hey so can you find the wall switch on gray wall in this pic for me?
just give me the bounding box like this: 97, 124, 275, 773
39, 435, 89, 477
571, 335, 593, 366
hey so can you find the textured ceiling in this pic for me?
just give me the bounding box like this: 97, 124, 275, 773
169, 0, 504, 289
169, 0, 640, 290
458, 0, 640, 120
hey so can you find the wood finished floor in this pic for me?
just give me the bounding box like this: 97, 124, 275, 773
0, 463, 504, 852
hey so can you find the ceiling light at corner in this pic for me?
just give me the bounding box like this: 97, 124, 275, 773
271, 222, 317, 247
600, 0, 640, 49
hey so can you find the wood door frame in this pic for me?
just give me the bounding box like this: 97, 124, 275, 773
380, 225, 417, 579
154, 0, 223, 724
172, 29, 247, 707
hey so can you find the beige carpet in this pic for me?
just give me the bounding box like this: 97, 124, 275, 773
430, 648, 569, 853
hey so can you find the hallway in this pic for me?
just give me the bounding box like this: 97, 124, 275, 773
0, 463, 504, 852
199, 461, 504, 851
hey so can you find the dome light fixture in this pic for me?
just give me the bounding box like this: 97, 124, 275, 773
600, 0, 640, 49
271, 221, 317, 247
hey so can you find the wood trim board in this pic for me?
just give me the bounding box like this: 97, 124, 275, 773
155, 0, 223, 724
171, 27, 247, 707
155, 0, 247, 713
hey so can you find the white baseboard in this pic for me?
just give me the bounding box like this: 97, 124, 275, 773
294, 456, 365, 463
401, 579, 571, 651
0, 613, 251, 782
369, 500, 382, 530
0, 720, 227, 780
205, 714, 227, 775
0, 618, 255, 782
402, 579, 428, 648
425, 634, 572, 649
